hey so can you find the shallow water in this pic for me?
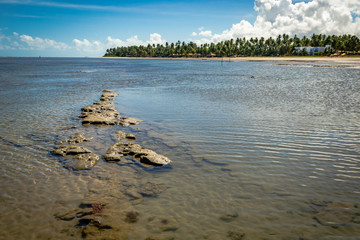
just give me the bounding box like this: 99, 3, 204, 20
0, 57, 359, 240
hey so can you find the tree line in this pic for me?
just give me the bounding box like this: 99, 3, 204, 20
103, 34, 360, 58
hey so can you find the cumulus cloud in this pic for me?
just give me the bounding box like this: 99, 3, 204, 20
105, 33, 166, 48
192, 0, 360, 44
148, 33, 165, 45
1, 31, 166, 56
72, 33, 166, 55
190, 28, 213, 43
20, 34, 69, 50
73, 38, 103, 54
198, 30, 212, 37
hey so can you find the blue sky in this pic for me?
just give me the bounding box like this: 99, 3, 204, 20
0, 0, 359, 57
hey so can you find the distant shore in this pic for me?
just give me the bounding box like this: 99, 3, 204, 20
102, 56, 360, 63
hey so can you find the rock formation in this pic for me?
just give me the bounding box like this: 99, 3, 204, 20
104, 142, 171, 166
52, 132, 99, 170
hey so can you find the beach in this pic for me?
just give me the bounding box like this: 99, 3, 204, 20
102, 56, 360, 65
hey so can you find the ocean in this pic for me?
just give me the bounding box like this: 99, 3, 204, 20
0, 57, 359, 239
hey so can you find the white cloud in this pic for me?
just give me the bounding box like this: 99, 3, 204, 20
71, 33, 166, 55
198, 30, 212, 37
190, 28, 213, 43
105, 33, 166, 48
192, 0, 360, 43
1, 30, 166, 56
20, 34, 69, 50
73, 38, 102, 52
148, 33, 165, 45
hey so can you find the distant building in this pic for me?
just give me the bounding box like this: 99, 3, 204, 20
295, 45, 331, 55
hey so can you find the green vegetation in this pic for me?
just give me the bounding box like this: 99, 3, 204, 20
104, 34, 360, 58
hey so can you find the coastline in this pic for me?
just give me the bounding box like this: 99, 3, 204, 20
101, 56, 360, 63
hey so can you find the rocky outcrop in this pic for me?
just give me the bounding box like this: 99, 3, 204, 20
79, 91, 120, 125
52, 90, 173, 239
52, 133, 99, 170
81, 111, 120, 125
104, 142, 171, 166
81, 101, 117, 113
79, 90, 142, 126
100, 92, 119, 101
54, 90, 171, 169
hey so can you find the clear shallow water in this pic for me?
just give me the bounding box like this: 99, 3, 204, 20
0, 57, 359, 240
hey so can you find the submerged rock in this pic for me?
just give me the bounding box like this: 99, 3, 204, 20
125, 211, 139, 223
52, 145, 92, 156
227, 231, 245, 240
125, 182, 167, 200
72, 153, 100, 170
52, 145, 99, 170
138, 182, 167, 197
219, 213, 239, 222
118, 117, 143, 127
58, 132, 93, 145
146, 216, 180, 233
115, 130, 136, 140
104, 142, 171, 166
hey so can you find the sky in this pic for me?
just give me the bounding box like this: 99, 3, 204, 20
0, 0, 359, 57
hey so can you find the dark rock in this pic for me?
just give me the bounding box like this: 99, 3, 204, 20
91, 203, 105, 214
125, 211, 139, 223
227, 231, 245, 240
145, 216, 180, 233
219, 213, 238, 222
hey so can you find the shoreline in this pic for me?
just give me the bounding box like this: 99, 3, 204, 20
101, 56, 360, 63
2, 56, 360, 63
